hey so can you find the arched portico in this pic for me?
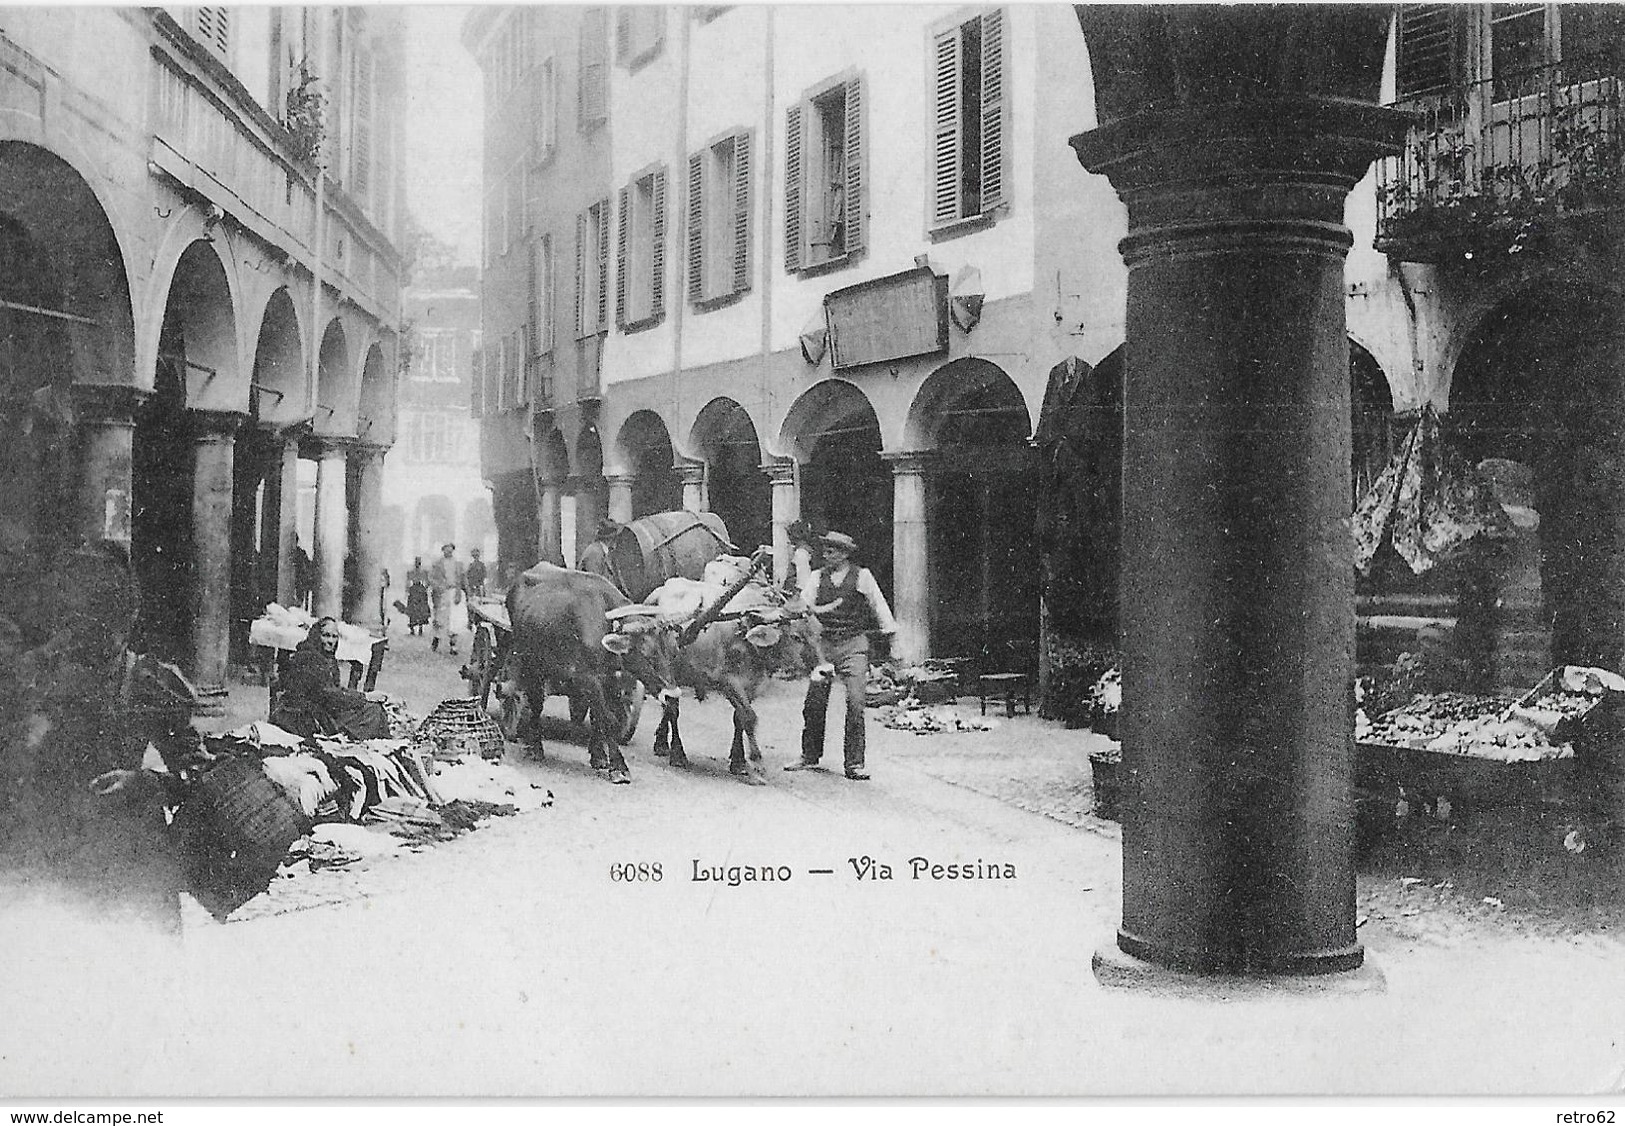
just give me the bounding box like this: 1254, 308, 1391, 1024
781, 379, 893, 601
905, 358, 1036, 662
614, 410, 682, 520
690, 397, 771, 551
570, 423, 609, 565
535, 421, 571, 564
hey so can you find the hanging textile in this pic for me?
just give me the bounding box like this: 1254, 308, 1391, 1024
1353, 404, 1510, 576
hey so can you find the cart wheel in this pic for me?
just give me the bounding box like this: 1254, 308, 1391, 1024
469, 624, 497, 705
496, 679, 528, 743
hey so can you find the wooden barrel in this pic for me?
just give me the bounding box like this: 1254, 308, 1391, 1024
581, 511, 733, 600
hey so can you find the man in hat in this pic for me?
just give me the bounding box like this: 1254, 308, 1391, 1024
786, 530, 896, 780
428, 543, 466, 655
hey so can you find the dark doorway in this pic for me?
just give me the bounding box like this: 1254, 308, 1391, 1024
132, 345, 193, 663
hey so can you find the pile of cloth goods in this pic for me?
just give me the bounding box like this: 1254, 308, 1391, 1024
181, 716, 552, 919
1090, 668, 1121, 717
1357, 691, 1571, 763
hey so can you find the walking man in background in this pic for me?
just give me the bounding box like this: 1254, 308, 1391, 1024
465, 548, 487, 598
428, 542, 466, 655
787, 530, 896, 781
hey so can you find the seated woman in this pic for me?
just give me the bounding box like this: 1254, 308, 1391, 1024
270, 617, 390, 741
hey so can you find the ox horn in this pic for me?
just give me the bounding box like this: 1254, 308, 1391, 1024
605, 604, 660, 622
600, 632, 633, 655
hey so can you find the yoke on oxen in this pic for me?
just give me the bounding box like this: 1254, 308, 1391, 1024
600, 548, 817, 783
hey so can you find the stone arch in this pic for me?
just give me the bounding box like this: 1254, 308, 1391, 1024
315, 318, 354, 437
572, 422, 610, 552
690, 397, 771, 550
143, 222, 247, 412
249, 287, 307, 427
1350, 337, 1396, 502
0, 141, 137, 549
357, 341, 393, 447
615, 409, 682, 518
535, 420, 572, 483
1438, 284, 1625, 687
908, 359, 1037, 657
781, 379, 892, 592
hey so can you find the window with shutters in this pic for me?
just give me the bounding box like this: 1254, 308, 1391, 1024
412, 331, 460, 384
350, 47, 376, 211
617, 165, 668, 330
579, 8, 610, 130
471, 347, 485, 418
784, 73, 865, 273
501, 332, 522, 410
616, 6, 665, 70
928, 9, 1008, 234
688, 130, 753, 307
533, 233, 555, 357
576, 199, 611, 336
193, 7, 232, 61
1395, 5, 1461, 98
535, 55, 558, 160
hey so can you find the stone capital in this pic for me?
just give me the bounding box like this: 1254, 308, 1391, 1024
760, 457, 798, 486
188, 408, 248, 441
303, 433, 357, 461
881, 450, 938, 477
351, 440, 392, 465
675, 461, 707, 487
605, 473, 637, 490
71, 383, 149, 425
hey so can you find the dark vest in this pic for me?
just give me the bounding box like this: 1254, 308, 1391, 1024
816, 566, 867, 642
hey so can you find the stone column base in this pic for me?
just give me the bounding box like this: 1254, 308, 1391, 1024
1092, 935, 1385, 997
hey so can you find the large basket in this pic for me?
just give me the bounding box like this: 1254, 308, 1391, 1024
172, 754, 312, 921
418, 697, 507, 760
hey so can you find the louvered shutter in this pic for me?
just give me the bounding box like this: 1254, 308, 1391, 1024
688, 151, 706, 301
197, 7, 230, 57
931, 27, 963, 227
1397, 5, 1457, 97
575, 212, 587, 336
784, 104, 804, 272
471, 349, 484, 417
979, 10, 1006, 213
352, 49, 375, 206
596, 199, 610, 329
580, 8, 608, 127
540, 236, 554, 354
843, 77, 865, 254
527, 241, 539, 358
616, 9, 631, 62
615, 187, 630, 327
651, 168, 667, 320
732, 130, 752, 295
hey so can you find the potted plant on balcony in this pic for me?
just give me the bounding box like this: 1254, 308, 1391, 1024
282, 58, 326, 168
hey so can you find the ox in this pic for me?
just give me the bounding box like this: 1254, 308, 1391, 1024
605, 560, 818, 784
504, 563, 654, 784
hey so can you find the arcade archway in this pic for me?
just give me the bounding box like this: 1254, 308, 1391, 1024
691, 398, 771, 550
616, 410, 682, 518
782, 380, 892, 594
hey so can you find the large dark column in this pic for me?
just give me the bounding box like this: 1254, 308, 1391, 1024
73, 384, 148, 546
351, 442, 389, 631
189, 409, 246, 706
1071, 7, 1407, 976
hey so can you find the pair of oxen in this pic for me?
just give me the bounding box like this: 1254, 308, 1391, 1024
501, 551, 819, 785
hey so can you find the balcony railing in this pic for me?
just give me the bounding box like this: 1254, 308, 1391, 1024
1375, 53, 1625, 261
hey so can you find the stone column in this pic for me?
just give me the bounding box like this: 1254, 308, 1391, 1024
539, 481, 563, 564
559, 489, 579, 568
309, 436, 352, 619
272, 429, 302, 606
72, 384, 148, 545
351, 442, 389, 631
1070, 7, 1406, 977
677, 461, 708, 513
764, 459, 799, 587
607, 473, 635, 524
189, 409, 246, 701
885, 452, 933, 664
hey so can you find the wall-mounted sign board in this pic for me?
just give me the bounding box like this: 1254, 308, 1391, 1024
824, 266, 949, 371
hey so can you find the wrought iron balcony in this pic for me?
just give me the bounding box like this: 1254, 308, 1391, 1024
1375, 53, 1625, 263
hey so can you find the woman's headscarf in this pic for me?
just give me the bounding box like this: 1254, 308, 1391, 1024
297, 616, 338, 654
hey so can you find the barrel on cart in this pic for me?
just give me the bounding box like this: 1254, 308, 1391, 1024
576, 510, 734, 601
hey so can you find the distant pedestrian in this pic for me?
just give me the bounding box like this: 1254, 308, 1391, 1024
428, 543, 466, 655
786, 530, 897, 781
404, 556, 431, 635
294, 538, 314, 611
465, 549, 487, 598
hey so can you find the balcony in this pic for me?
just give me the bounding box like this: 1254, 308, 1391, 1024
1375, 54, 1625, 264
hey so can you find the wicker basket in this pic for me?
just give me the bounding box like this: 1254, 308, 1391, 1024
418, 697, 507, 760
172, 754, 312, 921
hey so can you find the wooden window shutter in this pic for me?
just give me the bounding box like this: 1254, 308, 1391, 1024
931, 26, 963, 227
540, 236, 554, 354
688, 152, 706, 301
979, 9, 1007, 212
596, 198, 610, 329
527, 241, 539, 356
471, 350, 484, 417
732, 130, 752, 295
615, 187, 630, 327
651, 167, 667, 319
1397, 5, 1457, 97
616, 8, 631, 62
575, 212, 587, 335
580, 8, 608, 127
784, 104, 804, 272
197, 7, 231, 56
843, 76, 865, 254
